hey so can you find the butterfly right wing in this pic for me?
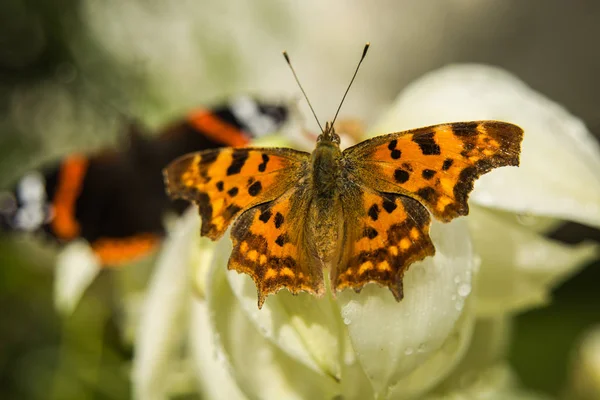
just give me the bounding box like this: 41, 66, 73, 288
228, 180, 323, 308
164, 147, 310, 240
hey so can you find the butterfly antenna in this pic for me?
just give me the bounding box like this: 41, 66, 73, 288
331, 42, 370, 127
282, 51, 324, 133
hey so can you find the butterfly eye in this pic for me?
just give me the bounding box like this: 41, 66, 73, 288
316, 134, 324, 142
332, 134, 341, 145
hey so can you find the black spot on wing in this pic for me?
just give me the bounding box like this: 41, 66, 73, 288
274, 212, 284, 228
258, 154, 270, 172
275, 233, 289, 247
258, 207, 272, 223
216, 181, 224, 191
382, 198, 397, 213
442, 159, 453, 171
387, 139, 401, 159
422, 169, 436, 180
227, 149, 249, 175
227, 187, 239, 197
412, 132, 441, 155
394, 168, 410, 183
368, 204, 380, 221
248, 181, 262, 196
362, 226, 379, 239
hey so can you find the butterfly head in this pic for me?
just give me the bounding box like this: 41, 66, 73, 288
317, 121, 341, 146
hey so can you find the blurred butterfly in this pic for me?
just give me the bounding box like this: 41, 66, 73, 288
0, 96, 289, 266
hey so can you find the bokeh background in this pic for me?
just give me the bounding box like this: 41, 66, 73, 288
0, 1, 599, 399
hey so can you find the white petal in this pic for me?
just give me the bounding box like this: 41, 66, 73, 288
226, 249, 344, 380
434, 316, 512, 392
424, 364, 552, 400
207, 251, 341, 400
132, 211, 202, 400
469, 206, 599, 316
337, 218, 477, 397
189, 298, 248, 400
54, 240, 101, 315
370, 64, 600, 227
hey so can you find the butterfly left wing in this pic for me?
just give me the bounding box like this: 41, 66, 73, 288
332, 184, 434, 299
164, 147, 310, 240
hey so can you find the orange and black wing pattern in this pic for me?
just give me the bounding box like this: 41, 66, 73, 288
335, 121, 522, 297
228, 183, 322, 308
164, 147, 309, 240
344, 121, 523, 221
334, 184, 434, 299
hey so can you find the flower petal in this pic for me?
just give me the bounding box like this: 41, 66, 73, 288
434, 316, 512, 393
54, 240, 101, 315
370, 64, 600, 227
224, 237, 345, 380
207, 249, 341, 400
189, 299, 248, 400
132, 210, 202, 400
469, 206, 599, 316
424, 364, 552, 400
337, 218, 477, 397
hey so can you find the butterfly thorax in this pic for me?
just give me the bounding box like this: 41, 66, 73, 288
308, 123, 344, 264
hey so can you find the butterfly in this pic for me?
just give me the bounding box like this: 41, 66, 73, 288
163, 45, 524, 308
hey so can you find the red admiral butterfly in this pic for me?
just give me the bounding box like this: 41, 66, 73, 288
0, 96, 289, 265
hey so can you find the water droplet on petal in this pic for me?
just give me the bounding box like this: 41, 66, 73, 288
458, 283, 471, 297
453, 275, 461, 284
404, 347, 414, 355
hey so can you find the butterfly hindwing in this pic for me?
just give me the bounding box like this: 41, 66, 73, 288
229, 182, 324, 308
164, 147, 310, 240
343, 121, 523, 221
333, 185, 434, 299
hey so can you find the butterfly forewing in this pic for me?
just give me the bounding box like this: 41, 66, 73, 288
164, 147, 310, 239
342, 121, 523, 221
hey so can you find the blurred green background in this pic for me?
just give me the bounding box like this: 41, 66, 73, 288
1, 1, 599, 399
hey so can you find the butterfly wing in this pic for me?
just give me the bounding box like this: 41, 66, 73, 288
164, 147, 310, 240
342, 121, 523, 221
228, 181, 323, 308
333, 184, 434, 299
334, 121, 523, 296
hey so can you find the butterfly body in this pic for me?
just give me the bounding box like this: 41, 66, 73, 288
165, 120, 523, 308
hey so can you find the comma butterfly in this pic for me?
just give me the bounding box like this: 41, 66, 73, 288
164, 44, 523, 308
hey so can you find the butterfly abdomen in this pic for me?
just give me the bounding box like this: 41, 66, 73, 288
308, 141, 344, 264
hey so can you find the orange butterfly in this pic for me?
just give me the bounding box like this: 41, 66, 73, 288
164, 44, 523, 308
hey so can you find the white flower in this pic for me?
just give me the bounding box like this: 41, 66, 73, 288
133, 64, 599, 399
